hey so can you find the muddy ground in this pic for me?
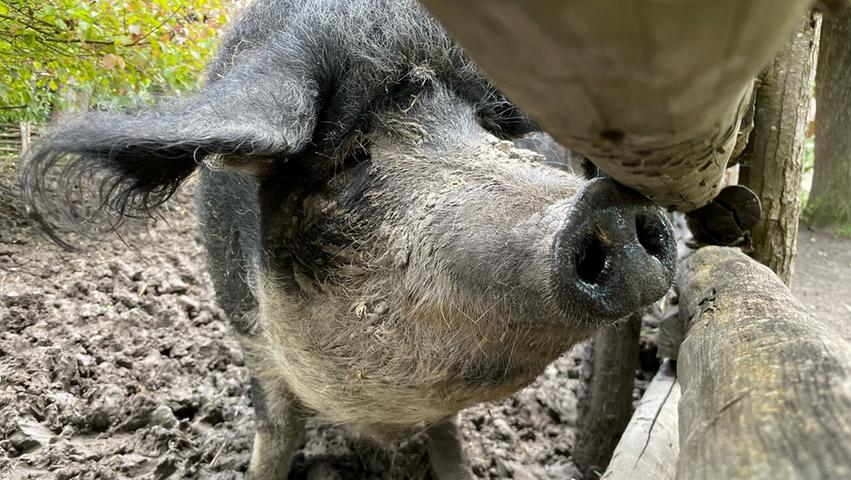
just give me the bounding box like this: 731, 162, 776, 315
1, 166, 848, 480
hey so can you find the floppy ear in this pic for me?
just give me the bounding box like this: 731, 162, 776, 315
20, 53, 319, 245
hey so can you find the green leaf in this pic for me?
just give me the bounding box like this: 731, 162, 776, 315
0, 0, 233, 123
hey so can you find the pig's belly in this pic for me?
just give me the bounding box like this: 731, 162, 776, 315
251, 277, 583, 437
250, 337, 546, 438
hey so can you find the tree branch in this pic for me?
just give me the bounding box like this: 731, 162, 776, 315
127, 7, 182, 47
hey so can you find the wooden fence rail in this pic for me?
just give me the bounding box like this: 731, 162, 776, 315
601, 359, 680, 480
603, 247, 851, 480
0, 122, 36, 161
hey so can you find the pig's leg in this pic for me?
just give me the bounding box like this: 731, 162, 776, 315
247, 377, 306, 479
426, 415, 472, 480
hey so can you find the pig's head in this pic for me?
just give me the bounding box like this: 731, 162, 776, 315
22, 0, 675, 431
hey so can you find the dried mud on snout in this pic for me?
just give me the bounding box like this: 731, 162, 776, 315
0, 171, 603, 479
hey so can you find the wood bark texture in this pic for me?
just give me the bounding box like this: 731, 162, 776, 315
810, 4, 851, 230
421, 0, 812, 210
574, 315, 641, 479
657, 307, 684, 361
677, 246, 851, 480
739, 13, 821, 285
601, 360, 680, 480
19, 122, 31, 153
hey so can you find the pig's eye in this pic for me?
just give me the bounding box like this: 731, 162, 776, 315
386, 76, 434, 113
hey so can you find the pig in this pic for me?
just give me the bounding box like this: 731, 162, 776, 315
20, 0, 677, 478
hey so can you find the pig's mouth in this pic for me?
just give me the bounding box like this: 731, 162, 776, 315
551, 179, 677, 322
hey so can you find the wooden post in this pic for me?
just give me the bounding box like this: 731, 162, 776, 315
574, 315, 641, 478
421, 0, 812, 210
808, 3, 851, 231
739, 13, 821, 284
19, 121, 32, 155
600, 359, 680, 480
676, 246, 851, 480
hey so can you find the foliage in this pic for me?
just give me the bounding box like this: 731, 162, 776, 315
803, 136, 815, 175
0, 0, 232, 123
800, 136, 815, 206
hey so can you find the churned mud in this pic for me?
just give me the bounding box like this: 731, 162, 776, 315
0, 168, 597, 480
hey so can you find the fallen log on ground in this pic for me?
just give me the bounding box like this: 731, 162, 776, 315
676, 246, 851, 479
601, 359, 680, 480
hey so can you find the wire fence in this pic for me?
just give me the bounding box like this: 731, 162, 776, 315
0, 122, 37, 162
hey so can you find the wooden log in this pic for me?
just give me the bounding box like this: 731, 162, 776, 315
574, 315, 642, 478
657, 307, 685, 361
809, 2, 851, 232
739, 13, 821, 285
676, 246, 851, 480
601, 359, 680, 480
421, 0, 812, 210
19, 121, 31, 153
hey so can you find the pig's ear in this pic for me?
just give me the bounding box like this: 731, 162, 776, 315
21, 60, 318, 245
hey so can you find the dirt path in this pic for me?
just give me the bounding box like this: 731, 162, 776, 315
0, 172, 589, 480
792, 228, 851, 342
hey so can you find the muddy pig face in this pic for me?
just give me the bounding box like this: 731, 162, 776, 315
253, 83, 675, 418
21, 0, 675, 430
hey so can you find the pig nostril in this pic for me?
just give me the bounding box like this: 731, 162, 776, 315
576, 235, 607, 285
636, 213, 666, 258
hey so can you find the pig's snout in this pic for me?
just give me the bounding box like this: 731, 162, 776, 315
554, 178, 676, 321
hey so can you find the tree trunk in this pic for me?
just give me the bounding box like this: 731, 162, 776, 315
19, 121, 31, 155
809, 5, 851, 231
676, 246, 851, 480
574, 315, 641, 478
420, 0, 813, 211
739, 13, 821, 285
